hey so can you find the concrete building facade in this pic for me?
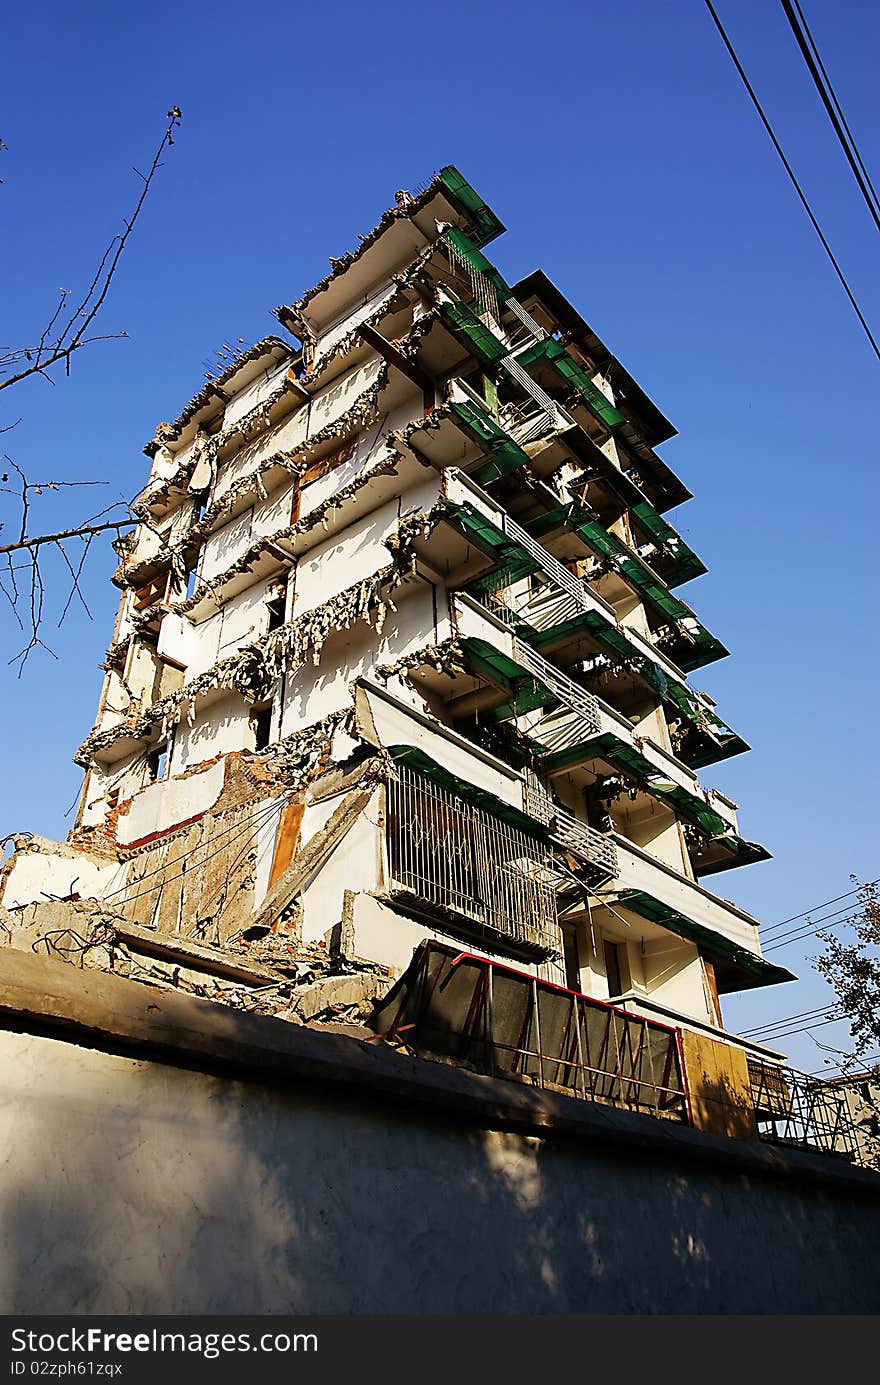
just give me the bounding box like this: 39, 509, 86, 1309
3, 168, 818, 1142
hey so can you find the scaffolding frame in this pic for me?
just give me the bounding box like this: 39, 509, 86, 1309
748, 1058, 863, 1159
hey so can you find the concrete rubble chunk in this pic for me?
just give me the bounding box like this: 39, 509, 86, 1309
289, 972, 390, 1022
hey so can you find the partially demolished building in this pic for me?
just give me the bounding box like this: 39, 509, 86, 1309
4, 167, 817, 1142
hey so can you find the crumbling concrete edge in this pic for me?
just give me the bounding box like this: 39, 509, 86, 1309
2, 947, 878, 1198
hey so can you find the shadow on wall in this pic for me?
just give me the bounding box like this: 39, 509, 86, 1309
1, 1018, 879, 1314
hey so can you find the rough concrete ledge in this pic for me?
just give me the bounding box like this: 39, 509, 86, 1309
2, 946, 878, 1197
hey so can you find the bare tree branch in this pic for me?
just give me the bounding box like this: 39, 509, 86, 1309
0, 110, 182, 666
0, 107, 181, 393
0, 515, 132, 556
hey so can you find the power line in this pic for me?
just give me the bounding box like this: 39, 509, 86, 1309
743, 1003, 837, 1035
754, 1013, 846, 1042
761, 878, 878, 935
703, 0, 880, 361
786, 0, 880, 217
763, 909, 860, 953
106, 793, 288, 911
743, 1008, 840, 1039
808, 1051, 880, 1078
763, 902, 856, 942
789, 0, 880, 217
779, 0, 880, 233
764, 912, 860, 953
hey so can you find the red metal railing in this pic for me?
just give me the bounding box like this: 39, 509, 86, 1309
372, 941, 690, 1123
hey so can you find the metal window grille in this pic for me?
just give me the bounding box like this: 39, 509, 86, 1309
500, 398, 554, 444
373, 942, 689, 1123
748, 1059, 863, 1160
386, 766, 559, 956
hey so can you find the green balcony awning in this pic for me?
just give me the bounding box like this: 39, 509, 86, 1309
515, 337, 625, 432
496, 599, 748, 767
442, 499, 746, 770
389, 743, 547, 839
440, 300, 509, 366
524, 503, 726, 669
439, 166, 505, 248
631, 502, 707, 588
618, 889, 796, 991
443, 227, 511, 299
459, 636, 556, 722
448, 400, 531, 484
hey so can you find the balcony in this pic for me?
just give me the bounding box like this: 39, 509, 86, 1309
372, 941, 690, 1122
416, 471, 746, 768
483, 574, 746, 769
446, 595, 760, 870
526, 495, 727, 672
609, 835, 794, 993
450, 591, 597, 722
437, 166, 505, 248
513, 336, 625, 434
629, 500, 707, 588
549, 804, 619, 883
448, 388, 534, 485
439, 293, 510, 367
385, 764, 560, 958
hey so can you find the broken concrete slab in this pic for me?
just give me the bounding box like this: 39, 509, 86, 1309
290, 971, 389, 1022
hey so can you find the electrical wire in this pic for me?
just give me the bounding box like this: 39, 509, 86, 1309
761, 878, 878, 935
105, 793, 289, 911
703, 0, 880, 361
808, 1050, 880, 1078
779, 0, 880, 233
743, 1009, 840, 1040
788, 0, 880, 218
742, 1002, 839, 1035
750, 1013, 845, 1042
764, 913, 858, 953
763, 899, 864, 939
103, 791, 287, 904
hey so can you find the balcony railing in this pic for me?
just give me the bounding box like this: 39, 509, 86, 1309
372, 941, 690, 1122
473, 507, 615, 638
550, 805, 618, 883
386, 765, 559, 957
511, 633, 601, 731
748, 1059, 863, 1160
449, 485, 747, 766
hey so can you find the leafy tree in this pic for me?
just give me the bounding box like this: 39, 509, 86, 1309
816, 877, 880, 1059
812, 877, 880, 1168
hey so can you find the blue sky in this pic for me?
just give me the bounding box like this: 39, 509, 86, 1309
2, 0, 877, 1069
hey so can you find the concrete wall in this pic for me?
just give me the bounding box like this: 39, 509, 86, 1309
1, 950, 878, 1316
279, 582, 439, 737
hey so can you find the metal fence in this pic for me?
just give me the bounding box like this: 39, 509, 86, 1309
372, 941, 690, 1122
748, 1058, 863, 1159
386, 766, 559, 957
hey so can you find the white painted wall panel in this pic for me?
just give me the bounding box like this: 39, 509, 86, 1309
2, 853, 123, 910
184, 610, 223, 681
172, 693, 251, 772
116, 760, 226, 848
217, 578, 272, 659
280, 582, 437, 737
299, 787, 382, 944
200, 509, 254, 583
223, 360, 289, 432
